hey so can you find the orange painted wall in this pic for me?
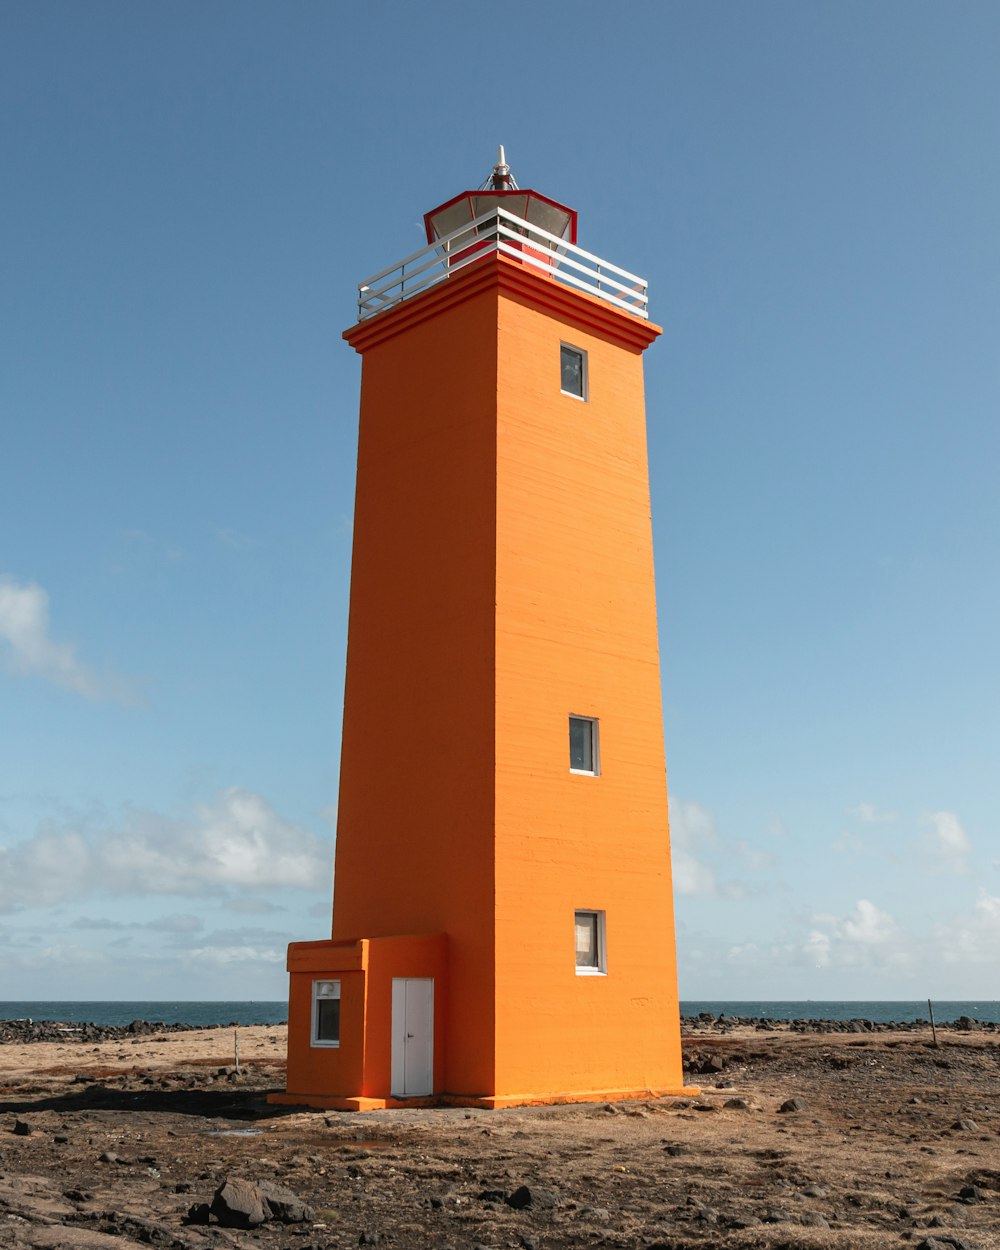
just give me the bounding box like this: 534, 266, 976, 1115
492, 270, 683, 1097
324, 254, 684, 1102
335, 274, 499, 1095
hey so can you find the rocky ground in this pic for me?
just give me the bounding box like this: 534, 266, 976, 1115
2, 1020, 999, 1249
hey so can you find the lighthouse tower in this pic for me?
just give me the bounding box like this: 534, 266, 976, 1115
273, 151, 693, 1109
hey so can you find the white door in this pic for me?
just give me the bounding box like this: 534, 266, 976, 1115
391, 977, 434, 1097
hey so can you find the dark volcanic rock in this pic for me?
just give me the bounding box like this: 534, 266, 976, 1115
726, 1215, 763, 1229
186, 1202, 211, 1225
966, 1169, 1000, 1191
259, 1179, 314, 1222
210, 1176, 267, 1228
1, 1014, 275, 1046
12, 1118, 32, 1136
779, 1097, 806, 1113
506, 1184, 557, 1210
577, 1205, 611, 1222
763, 1207, 794, 1222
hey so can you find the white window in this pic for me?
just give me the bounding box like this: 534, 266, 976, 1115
560, 343, 588, 399
569, 715, 600, 775
575, 910, 607, 975
312, 979, 341, 1047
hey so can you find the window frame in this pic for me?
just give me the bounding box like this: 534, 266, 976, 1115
560, 342, 588, 401
574, 909, 607, 976
311, 978, 341, 1048
569, 714, 600, 776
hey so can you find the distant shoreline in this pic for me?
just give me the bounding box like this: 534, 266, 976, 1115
3, 1005, 1000, 1044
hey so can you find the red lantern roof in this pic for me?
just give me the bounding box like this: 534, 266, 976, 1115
424, 148, 577, 246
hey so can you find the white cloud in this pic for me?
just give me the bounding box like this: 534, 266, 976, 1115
71, 913, 204, 933
669, 798, 774, 898
727, 941, 766, 964
672, 847, 718, 896
0, 576, 127, 700
669, 799, 718, 896
735, 839, 775, 872
938, 891, 1000, 965
0, 826, 92, 908
804, 928, 833, 968
223, 897, 283, 915
851, 802, 897, 824
801, 899, 907, 970
182, 945, 285, 968
202, 927, 291, 947
0, 788, 332, 911
8, 942, 112, 974
923, 810, 970, 871
842, 898, 897, 945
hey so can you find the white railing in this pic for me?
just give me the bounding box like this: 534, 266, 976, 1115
357, 206, 649, 321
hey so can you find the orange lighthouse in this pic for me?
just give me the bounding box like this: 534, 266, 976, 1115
273, 150, 693, 1110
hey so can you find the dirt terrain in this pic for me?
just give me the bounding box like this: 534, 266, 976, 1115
2, 1022, 999, 1249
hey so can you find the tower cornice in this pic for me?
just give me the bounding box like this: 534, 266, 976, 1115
344, 254, 662, 356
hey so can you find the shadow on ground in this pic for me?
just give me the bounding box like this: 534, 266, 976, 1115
0, 1083, 296, 1121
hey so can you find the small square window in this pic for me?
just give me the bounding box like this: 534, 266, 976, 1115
569, 715, 599, 775
575, 909, 607, 975
312, 979, 341, 1047
560, 343, 587, 399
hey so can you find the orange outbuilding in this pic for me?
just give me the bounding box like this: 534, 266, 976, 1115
272, 153, 695, 1110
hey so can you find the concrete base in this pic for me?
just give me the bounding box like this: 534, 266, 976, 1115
268, 1092, 436, 1112
267, 1085, 701, 1112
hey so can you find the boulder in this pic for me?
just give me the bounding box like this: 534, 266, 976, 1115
259, 1179, 314, 1223
779, 1097, 806, 1113
506, 1185, 557, 1210
210, 1177, 267, 1228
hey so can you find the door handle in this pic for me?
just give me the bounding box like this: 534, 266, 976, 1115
406, 1032, 414, 1039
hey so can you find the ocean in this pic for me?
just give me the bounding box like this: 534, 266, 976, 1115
2, 1000, 999, 1028
0, 1001, 289, 1028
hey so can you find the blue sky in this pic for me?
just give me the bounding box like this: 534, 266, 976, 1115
1, 1, 998, 1001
